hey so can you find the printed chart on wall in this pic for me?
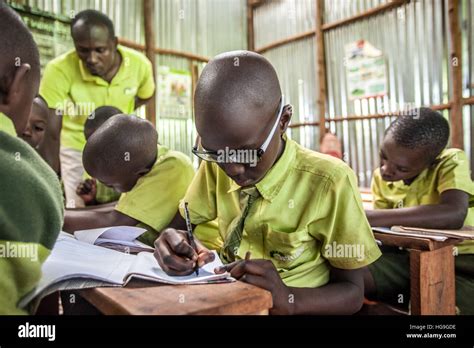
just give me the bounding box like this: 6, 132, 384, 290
157, 66, 192, 120
345, 40, 388, 100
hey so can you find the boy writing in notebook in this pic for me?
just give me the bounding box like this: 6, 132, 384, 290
0, 3, 64, 314
154, 51, 381, 315
364, 108, 474, 314
63, 114, 195, 246
75, 106, 122, 206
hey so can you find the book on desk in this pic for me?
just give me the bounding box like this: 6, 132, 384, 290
373, 225, 474, 242
20, 232, 233, 311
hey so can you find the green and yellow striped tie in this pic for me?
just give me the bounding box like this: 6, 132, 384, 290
221, 187, 260, 262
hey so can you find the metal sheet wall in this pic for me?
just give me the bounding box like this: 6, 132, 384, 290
9, 0, 247, 162
254, 0, 472, 187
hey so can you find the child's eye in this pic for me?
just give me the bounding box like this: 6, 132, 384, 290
34, 126, 45, 132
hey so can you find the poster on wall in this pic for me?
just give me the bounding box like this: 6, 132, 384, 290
345, 40, 387, 100
157, 66, 192, 120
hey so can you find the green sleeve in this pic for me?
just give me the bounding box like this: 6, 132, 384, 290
310, 164, 381, 269
136, 56, 155, 100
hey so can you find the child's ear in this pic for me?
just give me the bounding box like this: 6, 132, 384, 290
279, 104, 293, 134
135, 167, 151, 177
0, 63, 31, 113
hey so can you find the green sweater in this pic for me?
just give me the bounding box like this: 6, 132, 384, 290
0, 121, 64, 314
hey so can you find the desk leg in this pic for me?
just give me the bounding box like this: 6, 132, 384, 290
409, 246, 455, 315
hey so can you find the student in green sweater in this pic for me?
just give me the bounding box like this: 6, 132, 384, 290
0, 3, 64, 314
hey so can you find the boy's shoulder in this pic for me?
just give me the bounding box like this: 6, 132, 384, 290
436, 148, 466, 163
292, 140, 354, 184
155, 146, 194, 171
118, 45, 152, 67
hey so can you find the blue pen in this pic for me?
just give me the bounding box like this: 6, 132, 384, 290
184, 202, 199, 276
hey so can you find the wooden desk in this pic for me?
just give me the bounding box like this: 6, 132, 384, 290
374, 232, 459, 315
79, 280, 273, 315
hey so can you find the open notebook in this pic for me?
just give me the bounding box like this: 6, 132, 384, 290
20, 232, 232, 309
74, 226, 154, 253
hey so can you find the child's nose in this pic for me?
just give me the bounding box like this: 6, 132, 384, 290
22, 124, 32, 137
381, 163, 395, 176
221, 163, 246, 177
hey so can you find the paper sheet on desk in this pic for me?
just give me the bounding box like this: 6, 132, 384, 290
372, 227, 448, 241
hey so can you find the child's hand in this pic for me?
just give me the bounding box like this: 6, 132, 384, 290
76, 178, 97, 205
154, 228, 215, 276
215, 258, 292, 315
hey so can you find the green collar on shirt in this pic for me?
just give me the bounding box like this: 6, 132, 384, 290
227, 135, 296, 202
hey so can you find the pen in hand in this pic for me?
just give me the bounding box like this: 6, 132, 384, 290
183, 202, 199, 276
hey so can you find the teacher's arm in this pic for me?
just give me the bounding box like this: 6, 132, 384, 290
134, 96, 153, 110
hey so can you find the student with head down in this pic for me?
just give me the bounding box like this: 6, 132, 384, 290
154, 51, 382, 315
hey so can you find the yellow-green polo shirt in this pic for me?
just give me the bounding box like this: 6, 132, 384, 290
0, 112, 17, 137
115, 146, 195, 245
372, 148, 474, 254
181, 137, 381, 288
39, 45, 155, 151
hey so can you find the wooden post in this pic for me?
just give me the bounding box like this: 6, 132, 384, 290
191, 62, 199, 113
143, 0, 157, 126
247, 0, 255, 51
315, 0, 327, 143
448, 0, 463, 149
409, 246, 456, 315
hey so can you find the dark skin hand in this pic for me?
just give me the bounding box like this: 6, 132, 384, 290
153, 228, 215, 276
76, 178, 98, 205
366, 133, 469, 229
215, 257, 365, 315
63, 208, 138, 233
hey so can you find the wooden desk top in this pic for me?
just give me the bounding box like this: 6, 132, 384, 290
373, 231, 460, 251
80, 280, 273, 315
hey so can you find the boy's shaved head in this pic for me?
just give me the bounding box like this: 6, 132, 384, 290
84, 105, 122, 140
0, 2, 41, 131
386, 108, 450, 161
379, 108, 450, 183
195, 50, 282, 147
193, 50, 292, 187
0, 3, 40, 82
83, 115, 158, 192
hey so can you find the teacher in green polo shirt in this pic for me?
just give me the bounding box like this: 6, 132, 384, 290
40, 9, 155, 208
